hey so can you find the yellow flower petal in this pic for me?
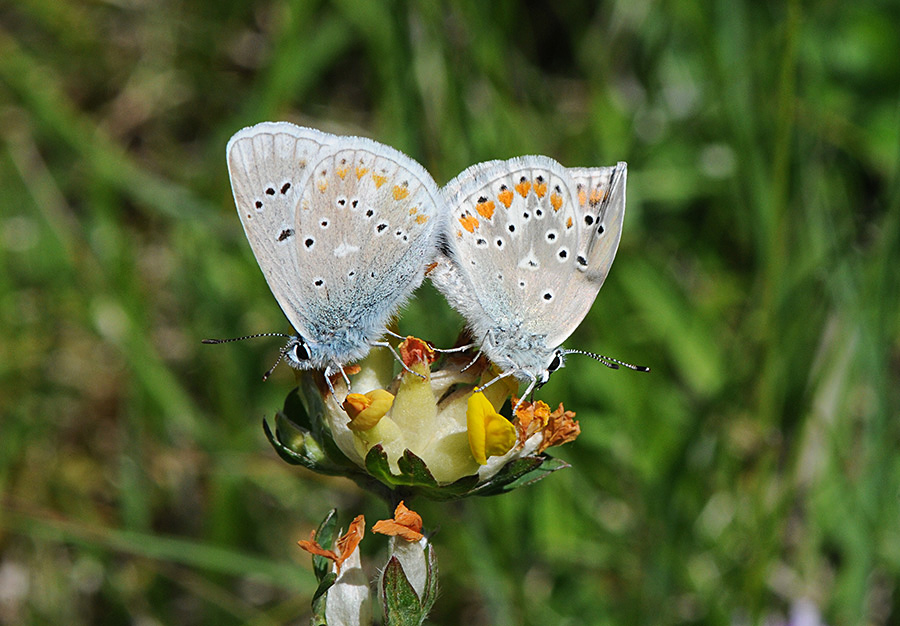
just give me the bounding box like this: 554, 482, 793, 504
467, 392, 516, 465
343, 389, 395, 431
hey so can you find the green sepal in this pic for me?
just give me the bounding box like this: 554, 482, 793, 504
396, 450, 438, 487
364, 446, 438, 490
420, 542, 439, 616
381, 556, 425, 626
414, 473, 481, 501
311, 509, 339, 582
470, 455, 570, 497
364, 445, 396, 485
263, 385, 358, 475
263, 417, 326, 469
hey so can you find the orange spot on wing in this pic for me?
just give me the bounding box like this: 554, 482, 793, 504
409, 207, 418, 215
566, 217, 573, 229
589, 188, 606, 205
476, 200, 495, 219
578, 188, 587, 206
317, 179, 328, 192
497, 189, 514, 208
456, 230, 463, 238
416, 214, 428, 224
393, 185, 409, 200
356, 166, 369, 179
534, 182, 547, 198
336, 167, 349, 179
459, 213, 479, 233
515, 180, 531, 197
372, 173, 388, 188
550, 193, 563, 211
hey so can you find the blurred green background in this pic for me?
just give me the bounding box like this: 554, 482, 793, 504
1, 0, 898, 624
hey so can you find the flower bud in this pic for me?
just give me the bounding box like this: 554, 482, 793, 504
343, 389, 395, 431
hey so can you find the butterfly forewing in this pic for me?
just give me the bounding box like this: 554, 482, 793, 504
227, 123, 332, 337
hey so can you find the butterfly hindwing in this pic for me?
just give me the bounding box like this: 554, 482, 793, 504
439, 156, 594, 338
292, 141, 443, 341
568, 162, 627, 286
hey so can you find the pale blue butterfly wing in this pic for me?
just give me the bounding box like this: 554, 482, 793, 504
568, 163, 627, 289
433, 156, 627, 384
227, 123, 332, 347
227, 122, 443, 373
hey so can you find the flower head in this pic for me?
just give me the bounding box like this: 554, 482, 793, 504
265, 336, 580, 500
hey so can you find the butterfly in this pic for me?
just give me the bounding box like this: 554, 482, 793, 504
431, 155, 648, 402
208, 122, 443, 389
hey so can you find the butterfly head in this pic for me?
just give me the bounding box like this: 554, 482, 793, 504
538, 349, 566, 387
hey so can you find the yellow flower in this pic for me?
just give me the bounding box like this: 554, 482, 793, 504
466, 392, 516, 465
342, 389, 395, 431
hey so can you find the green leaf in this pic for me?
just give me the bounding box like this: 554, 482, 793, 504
263, 385, 360, 476
310, 572, 337, 625
381, 556, 425, 626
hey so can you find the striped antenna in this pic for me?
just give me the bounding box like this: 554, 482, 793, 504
201, 332, 290, 344
562, 349, 650, 372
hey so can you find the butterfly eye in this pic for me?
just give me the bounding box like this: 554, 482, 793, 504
292, 342, 311, 362
547, 352, 563, 373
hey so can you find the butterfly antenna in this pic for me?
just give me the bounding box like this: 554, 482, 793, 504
202, 332, 290, 344
563, 349, 650, 372
262, 349, 288, 381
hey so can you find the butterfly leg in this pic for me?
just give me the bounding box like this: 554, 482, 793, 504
384, 328, 474, 355
460, 330, 493, 372
459, 348, 484, 372
337, 363, 352, 389
371, 341, 427, 380
473, 368, 517, 394
511, 373, 538, 415
322, 366, 337, 395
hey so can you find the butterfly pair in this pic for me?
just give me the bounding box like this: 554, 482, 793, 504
213, 122, 646, 399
